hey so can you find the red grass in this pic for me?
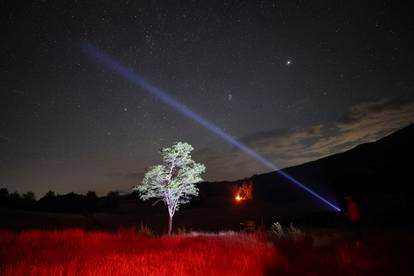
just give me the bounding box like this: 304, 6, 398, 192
0, 229, 279, 276
1, 228, 411, 275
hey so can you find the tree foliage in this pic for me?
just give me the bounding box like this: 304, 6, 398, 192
133, 142, 205, 234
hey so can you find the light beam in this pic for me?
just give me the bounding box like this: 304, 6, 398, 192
82, 42, 341, 212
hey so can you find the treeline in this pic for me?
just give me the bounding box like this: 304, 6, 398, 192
0, 188, 138, 213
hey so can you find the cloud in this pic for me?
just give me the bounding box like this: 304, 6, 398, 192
198, 97, 414, 181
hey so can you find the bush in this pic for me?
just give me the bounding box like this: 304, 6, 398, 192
270, 222, 285, 238
270, 222, 303, 241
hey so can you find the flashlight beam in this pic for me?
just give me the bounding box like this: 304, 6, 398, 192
82, 42, 341, 212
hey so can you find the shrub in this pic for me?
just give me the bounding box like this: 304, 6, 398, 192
270, 222, 284, 238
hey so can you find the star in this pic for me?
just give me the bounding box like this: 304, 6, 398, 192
1, 0, 409, 198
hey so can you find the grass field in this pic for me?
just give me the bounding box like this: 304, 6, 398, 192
0, 228, 412, 275
0, 229, 278, 275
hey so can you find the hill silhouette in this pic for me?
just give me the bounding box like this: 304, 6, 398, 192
194, 123, 414, 226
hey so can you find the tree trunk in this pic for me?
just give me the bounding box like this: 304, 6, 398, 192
168, 214, 173, 235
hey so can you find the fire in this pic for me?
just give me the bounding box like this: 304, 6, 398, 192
233, 179, 253, 202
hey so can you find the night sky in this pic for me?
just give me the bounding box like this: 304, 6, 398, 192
1, 1, 414, 196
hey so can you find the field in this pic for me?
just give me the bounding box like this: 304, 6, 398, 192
0, 229, 278, 276
0, 228, 412, 275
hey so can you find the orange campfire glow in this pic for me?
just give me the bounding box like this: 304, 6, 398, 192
233, 180, 253, 202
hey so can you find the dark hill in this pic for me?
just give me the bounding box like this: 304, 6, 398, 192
194, 123, 414, 225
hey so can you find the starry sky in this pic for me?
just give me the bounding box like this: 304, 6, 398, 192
1, 1, 414, 197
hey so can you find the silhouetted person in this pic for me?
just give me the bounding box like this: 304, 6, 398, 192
345, 196, 362, 244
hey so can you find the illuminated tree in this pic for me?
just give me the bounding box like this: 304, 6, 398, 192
133, 142, 205, 234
